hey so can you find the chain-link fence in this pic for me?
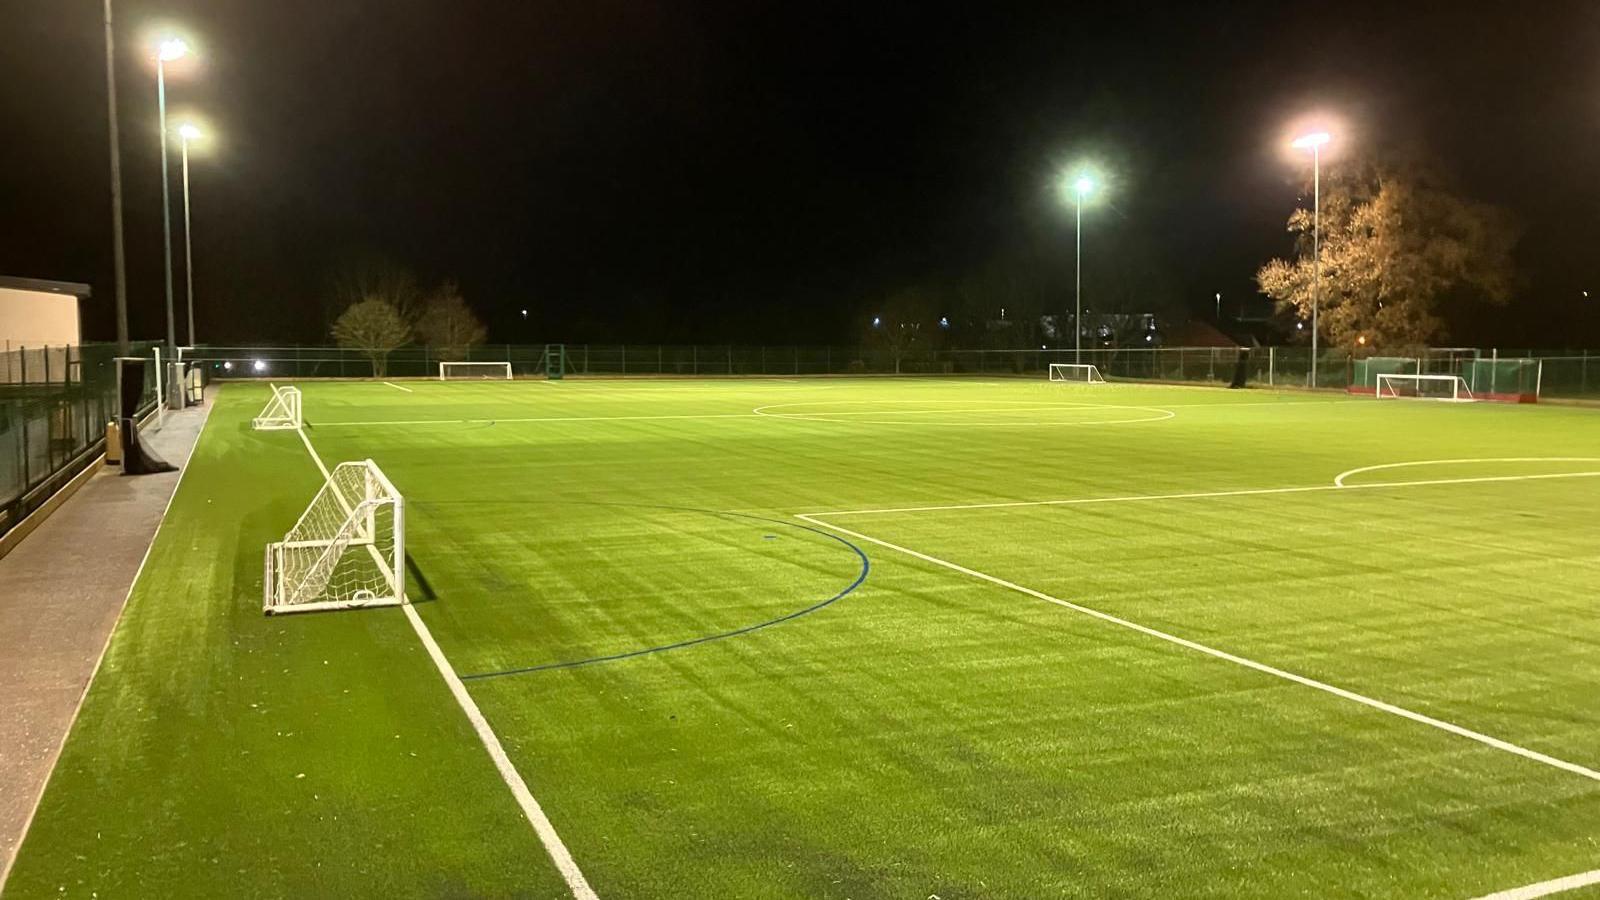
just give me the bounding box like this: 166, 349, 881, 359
1, 342, 162, 542
177, 343, 1600, 399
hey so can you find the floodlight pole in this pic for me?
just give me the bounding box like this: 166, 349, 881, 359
1075, 192, 1083, 364
1310, 142, 1321, 389
180, 131, 195, 345
157, 55, 178, 406
103, 0, 129, 353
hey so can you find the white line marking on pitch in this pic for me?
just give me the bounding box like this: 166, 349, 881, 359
382, 381, 414, 393
795, 513, 1600, 786
1471, 867, 1600, 900
806, 469, 1600, 518
1332, 457, 1600, 488
0, 395, 216, 895
292, 416, 597, 898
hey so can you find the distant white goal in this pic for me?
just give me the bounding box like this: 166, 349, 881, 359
439, 361, 512, 381
1048, 363, 1107, 384
1375, 373, 1475, 402
252, 385, 302, 430
264, 460, 405, 615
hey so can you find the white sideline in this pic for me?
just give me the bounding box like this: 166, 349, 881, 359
291, 414, 597, 898
795, 513, 1600, 786
1472, 868, 1600, 899
382, 381, 413, 393
806, 469, 1600, 518
0, 399, 215, 895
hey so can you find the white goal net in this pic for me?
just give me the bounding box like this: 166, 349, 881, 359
252, 385, 302, 430
439, 361, 512, 381
1375, 373, 1475, 402
264, 460, 405, 615
1048, 363, 1107, 384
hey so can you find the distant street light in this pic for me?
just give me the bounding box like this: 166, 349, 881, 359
177, 122, 202, 345
1291, 129, 1331, 387
1215, 292, 1222, 322
155, 35, 189, 406
1061, 170, 1098, 363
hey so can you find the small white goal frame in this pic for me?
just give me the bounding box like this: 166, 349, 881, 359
264, 459, 405, 615
1375, 373, 1475, 402
252, 385, 302, 430
439, 361, 513, 381
1048, 363, 1107, 384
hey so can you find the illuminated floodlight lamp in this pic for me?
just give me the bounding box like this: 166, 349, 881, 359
1290, 131, 1331, 150
157, 37, 189, 62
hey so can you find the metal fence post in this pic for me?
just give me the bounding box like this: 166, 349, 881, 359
692, 345, 698, 375
622, 345, 627, 375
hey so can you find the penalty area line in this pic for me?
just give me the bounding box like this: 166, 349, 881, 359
805, 469, 1600, 518
382, 381, 414, 393
289, 422, 597, 898
794, 513, 1600, 787
1471, 868, 1600, 900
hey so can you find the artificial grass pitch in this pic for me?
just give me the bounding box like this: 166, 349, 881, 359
8, 377, 1599, 898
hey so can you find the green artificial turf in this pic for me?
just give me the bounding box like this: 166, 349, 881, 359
8, 376, 1600, 898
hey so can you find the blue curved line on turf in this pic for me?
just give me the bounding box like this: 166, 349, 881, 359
457, 512, 870, 681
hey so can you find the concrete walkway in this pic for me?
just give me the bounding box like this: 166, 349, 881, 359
0, 402, 210, 884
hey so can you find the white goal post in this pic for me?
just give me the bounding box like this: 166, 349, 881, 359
252, 385, 302, 430
439, 361, 513, 381
264, 459, 405, 615
1375, 373, 1475, 402
1048, 363, 1107, 384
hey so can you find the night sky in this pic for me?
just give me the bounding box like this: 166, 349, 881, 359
3, 1, 1598, 346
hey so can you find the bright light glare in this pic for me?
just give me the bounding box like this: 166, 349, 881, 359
157, 37, 189, 61
177, 123, 202, 140
1291, 131, 1331, 150
252, 359, 267, 373
1073, 175, 1095, 197
222, 361, 233, 371
872, 316, 882, 327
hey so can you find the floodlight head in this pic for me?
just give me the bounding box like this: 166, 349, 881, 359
177, 123, 202, 141
1291, 131, 1331, 150
157, 37, 189, 62
1073, 174, 1095, 197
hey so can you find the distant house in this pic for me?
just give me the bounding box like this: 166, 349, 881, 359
1163, 319, 1240, 348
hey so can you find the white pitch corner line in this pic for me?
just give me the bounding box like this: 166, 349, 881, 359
1471, 867, 1600, 900
794, 513, 1600, 787
382, 381, 414, 393
290, 420, 597, 899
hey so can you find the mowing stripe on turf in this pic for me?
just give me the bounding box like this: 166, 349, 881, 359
1471, 867, 1600, 899
291, 417, 598, 899
795, 513, 1600, 786
312, 412, 758, 426
804, 468, 1600, 518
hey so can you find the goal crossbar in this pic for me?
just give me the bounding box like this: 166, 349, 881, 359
439, 361, 513, 381
1375, 373, 1475, 402
1048, 363, 1107, 384
252, 385, 302, 430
